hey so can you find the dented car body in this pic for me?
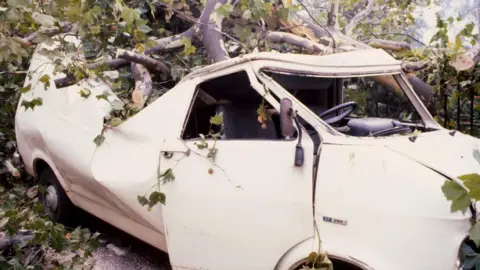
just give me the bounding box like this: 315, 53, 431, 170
15, 37, 480, 270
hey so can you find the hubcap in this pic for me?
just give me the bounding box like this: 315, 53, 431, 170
45, 185, 58, 216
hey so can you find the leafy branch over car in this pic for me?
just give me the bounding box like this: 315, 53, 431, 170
2, 0, 480, 269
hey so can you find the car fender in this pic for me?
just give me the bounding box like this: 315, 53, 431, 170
31, 151, 72, 194
274, 237, 374, 270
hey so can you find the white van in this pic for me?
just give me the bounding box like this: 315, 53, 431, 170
15, 36, 479, 270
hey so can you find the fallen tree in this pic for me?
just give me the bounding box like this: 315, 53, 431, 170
1, 0, 480, 268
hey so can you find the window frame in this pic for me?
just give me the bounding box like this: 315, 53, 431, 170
180, 65, 299, 142
340, 74, 423, 124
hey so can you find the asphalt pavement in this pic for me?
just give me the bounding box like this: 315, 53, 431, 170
75, 209, 171, 270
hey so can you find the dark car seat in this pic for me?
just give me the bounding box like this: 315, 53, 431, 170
215, 104, 278, 140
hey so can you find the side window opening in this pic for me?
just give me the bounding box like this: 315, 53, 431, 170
182, 71, 293, 141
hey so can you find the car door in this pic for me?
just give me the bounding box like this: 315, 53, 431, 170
159, 68, 316, 270
87, 78, 201, 251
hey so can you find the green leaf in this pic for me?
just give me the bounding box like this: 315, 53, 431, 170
32, 12, 56, 27
465, 23, 475, 35
181, 37, 196, 56
454, 34, 462, 52
210, 112, 224, 125
233, 24, 252, 42
121, 6, 141, 25
460, 174, 480, 200
207, 147, 217, 159
39, 74, 51, 89
195, 134, 209, 149
441, 180, 470, 214
31, 219, 45, 230
95, 94, 109, 101
242, 10, 251, 20
137, 195, 148, 206
21, 98, 43, 110
160, 168, 175, 183
215, 3, 233, 18
148, 191, 166, 207
470, 221, 480, 247
18, 84, 31, 93
79, 89, 91, 98
137, 24, 152, 33
93, 134, 105, 146
107, 118, 123, 127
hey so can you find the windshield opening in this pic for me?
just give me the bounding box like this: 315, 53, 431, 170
263, 71, 429, 138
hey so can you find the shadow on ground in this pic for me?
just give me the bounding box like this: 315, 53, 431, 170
72, 208, 171, 270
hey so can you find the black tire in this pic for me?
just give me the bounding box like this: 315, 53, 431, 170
38, 169, 76, 225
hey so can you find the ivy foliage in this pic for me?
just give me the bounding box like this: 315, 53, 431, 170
441, 148, 480, 269
0, 0, 480, 269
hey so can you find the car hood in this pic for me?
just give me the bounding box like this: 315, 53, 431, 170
383, 130, 480, 178
314, 130, 478, 270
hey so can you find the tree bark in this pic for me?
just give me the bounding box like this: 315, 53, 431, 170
13, 22, 72, 47
88, 28, 197, 70
0, 233, 34, 251
265, 31, 331, 54
345, 0, 375, 36
196, 0, 235, 62
402, 61, 429, 73
54, 49, 170, 87
368, 39, 411, 51
131, 63, 153, 110
116, 49, 169, 77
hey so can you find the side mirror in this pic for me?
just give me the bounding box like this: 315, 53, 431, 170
280, 98, 295, 138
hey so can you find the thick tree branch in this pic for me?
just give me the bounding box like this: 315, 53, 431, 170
54, 74, 77, 88
131, 63, 153, 110
54, 0, 236, 87
54, 48, 171, 87
368, 39, 411, 51
13, 22, 72, 47
0, 232, 34, 251
449, 7, 480, 71
292, 1, 335, 48
196, 0, 233, 62
87, 28, 196, 70
345, 0, 375, 36
265, 31, 330, 54
401, 61, 429, 73
327, 0, 340, 28
116, 49, 169, 78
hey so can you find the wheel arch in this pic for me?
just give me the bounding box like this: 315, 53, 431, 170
33, 158, 50, 178
274, 237, 375, 270
32, 156, 71, 194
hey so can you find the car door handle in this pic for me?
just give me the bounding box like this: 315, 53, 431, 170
161, 151, 174, 159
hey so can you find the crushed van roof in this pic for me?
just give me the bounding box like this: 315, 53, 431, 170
182, 49, 402, 81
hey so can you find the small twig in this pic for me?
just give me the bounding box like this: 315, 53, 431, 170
178, 139, 243, 189
0, 71, 27, 76
173, 54, 192, 71
278, 24, 305, 31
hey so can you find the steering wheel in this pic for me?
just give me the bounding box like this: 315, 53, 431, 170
319, 101, 358, 125
371, 126, 412, 137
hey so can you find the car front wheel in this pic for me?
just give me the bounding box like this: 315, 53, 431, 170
38, 169, 76, 225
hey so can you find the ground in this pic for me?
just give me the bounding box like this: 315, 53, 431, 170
72, 209, 170, 269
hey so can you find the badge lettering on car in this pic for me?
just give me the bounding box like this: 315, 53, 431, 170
322, 216, 348, 226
